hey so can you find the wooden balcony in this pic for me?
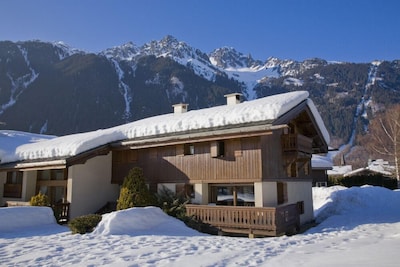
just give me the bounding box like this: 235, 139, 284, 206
52, 202, 70, 224
186, 203, 300, 237
281, 134, 313, 155
3, 184, 22, 198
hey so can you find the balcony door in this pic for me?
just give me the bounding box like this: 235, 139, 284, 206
36, 169, 67, 204
209, 184, 255, 206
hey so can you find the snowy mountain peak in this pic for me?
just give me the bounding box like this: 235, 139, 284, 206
51, 41, 84, 60
209, 47, 263, 69
139, 35, 217, 81
141, 35, 202, 60
101, 42, 141, 61
263, 57, 327, 76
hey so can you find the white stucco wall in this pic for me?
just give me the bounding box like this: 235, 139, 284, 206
254, 181, 277, 207
67, 152, 120, 218
254, 181, 314, 224
24, 171, 37, 201
193, 183, 208, 205
287, 181, 314, 224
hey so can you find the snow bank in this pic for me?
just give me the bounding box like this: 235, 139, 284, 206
1, 186, 399, 266
0, 206, 57, 232
313, 185, 400, 224
92, 206, 203, 236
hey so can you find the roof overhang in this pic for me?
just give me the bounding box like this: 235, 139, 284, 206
274, 99, 329, 153
112, 123, 287, 150
0, 159, 67, 172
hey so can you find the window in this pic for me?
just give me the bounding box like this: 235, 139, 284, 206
297, 201, 305, 214
175, 184, 194, 198
288, 162, 297, 177
37, 169, 67, 204
277, 182, 288, 205
184, 143, 195, 155
211, 185, 254, 206
210, 141, 225, 158
315, 182, 327, 187
3, 171, 23, 198
6, 171, 23, 184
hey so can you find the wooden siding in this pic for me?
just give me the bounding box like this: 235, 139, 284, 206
112, 136, 264, 184
112, 123, 315, 184
261, 131, 286, 179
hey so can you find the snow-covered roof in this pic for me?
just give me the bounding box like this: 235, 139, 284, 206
344, 167, 393, 177
311, 154, 333, 169
0, 91, 330, 164
327, 165, 353, 176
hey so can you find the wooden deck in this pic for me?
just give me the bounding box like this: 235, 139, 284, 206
186, 203, 300, 237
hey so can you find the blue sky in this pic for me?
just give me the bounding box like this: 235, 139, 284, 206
1, 0, 399, 63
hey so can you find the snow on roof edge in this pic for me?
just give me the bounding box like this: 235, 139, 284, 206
311, 154, 333, 169
1, 91, 330, 164
306, 98, 330, 146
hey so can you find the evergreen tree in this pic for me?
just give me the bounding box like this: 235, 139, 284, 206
116, 167, 156, 210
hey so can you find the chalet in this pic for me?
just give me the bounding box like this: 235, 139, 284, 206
311, 154, 333, 187
0, 91, 330, 236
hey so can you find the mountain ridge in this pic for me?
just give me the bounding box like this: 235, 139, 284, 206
0, 36, 399, 151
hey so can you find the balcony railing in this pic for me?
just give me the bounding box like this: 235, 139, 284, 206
53, 202, 70, 224
282, 134, 313, 154
186, 203, 300, 236
3, 184, 22, 198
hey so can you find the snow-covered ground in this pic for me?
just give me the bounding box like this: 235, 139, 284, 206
1, 186, 399, 266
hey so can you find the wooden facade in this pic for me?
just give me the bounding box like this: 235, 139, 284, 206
112, 134, 268, 186
110, 109, 321, 236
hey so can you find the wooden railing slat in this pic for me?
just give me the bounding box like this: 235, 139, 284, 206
186, 204, 299, 235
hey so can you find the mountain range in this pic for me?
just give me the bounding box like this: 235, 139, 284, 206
1, 35, 399, 149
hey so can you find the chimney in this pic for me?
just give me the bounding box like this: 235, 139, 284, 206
224, 93, 242, 105
172, 103, 189, 114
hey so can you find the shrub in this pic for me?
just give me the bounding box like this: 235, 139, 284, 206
30, 192, 50, 206
328, 174, 397, 190
117, 167, 156, 210
68, 214, 102, 234
157, 185, 188, 219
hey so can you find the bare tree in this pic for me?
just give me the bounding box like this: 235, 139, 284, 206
362, 104, 400, 186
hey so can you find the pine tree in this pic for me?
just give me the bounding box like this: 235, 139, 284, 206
116, 167, 155, 210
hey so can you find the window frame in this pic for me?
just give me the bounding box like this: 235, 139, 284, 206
277, 182, 288, 205
3, 171, 23, 198
184, 143, 195, 155
210, 140, 225, 158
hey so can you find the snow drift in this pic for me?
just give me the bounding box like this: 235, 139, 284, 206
0, 206, 56, 232
92, 206, 202, 236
